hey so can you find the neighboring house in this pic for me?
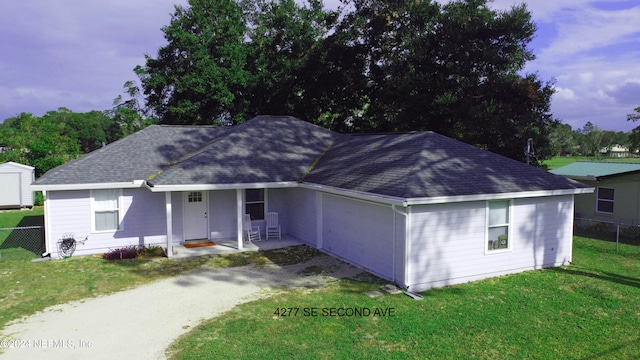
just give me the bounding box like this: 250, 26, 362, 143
551, 161, 640, 225
0, 161, 35, 209
599, 145, 633, 158
32, 116, 592, 291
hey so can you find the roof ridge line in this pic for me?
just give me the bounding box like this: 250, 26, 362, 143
399, 133, 431, 199
298, 139, 336, 183
145, 125, 236, 182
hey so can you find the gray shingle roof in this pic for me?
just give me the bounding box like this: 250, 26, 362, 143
34, 125, 229, 185
305, 132, 589, 198
148, 116, 335, 185
34, 115, 590, 198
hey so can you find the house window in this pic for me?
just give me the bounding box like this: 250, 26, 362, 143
92, 189, 121, 232
245, 189, 265, 220
187, 191, 202, 203
596, 187, 614, 214
487, 200, 510, 252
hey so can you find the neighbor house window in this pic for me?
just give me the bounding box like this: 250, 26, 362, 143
245, 189, 265, 220
92, 189, 121, 232
487, 200, 510, 252
596, 187, 614, 214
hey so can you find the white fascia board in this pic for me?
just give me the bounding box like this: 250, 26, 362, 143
301, 183, 594, 206
404, 187, 595, 206
565, 175, 598, 182
31, 180, 145, 192
0, 161, 34, 171
146, 181, 299, 192
300, 183, 407, 206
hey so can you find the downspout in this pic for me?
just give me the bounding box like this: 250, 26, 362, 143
42, 190, 52, 257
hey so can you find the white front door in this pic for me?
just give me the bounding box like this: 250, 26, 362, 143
184, 191, 208, 240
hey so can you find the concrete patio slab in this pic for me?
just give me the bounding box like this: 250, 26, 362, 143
171, 236, 303, 259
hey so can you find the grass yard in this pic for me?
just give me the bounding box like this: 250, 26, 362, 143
544, 156, 640, 170
167, 237, 640, 360
0, 207, 44, 260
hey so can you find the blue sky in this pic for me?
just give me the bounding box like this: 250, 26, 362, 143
1, 0, 639, 132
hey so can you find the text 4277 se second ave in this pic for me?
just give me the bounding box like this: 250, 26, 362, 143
274, 307, 396, 317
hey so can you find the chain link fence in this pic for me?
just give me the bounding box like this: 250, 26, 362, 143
574, 217, 640, 250
0, 226, 45, 260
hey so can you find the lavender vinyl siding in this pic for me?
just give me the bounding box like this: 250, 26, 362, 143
406, 195, 575, 291
209, 190, 238, 240
282, 188, 318, 246
266, 188, 290, 235
320, 194, 395, 279
46, 188, 168, 257
46, 190, 92, 257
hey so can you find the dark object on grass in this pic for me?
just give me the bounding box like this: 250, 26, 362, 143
103, 247, 139, 260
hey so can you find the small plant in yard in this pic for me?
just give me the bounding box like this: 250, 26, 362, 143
102, 245, 166, 260
140, 245, 165, 258
102, 246, 140, 260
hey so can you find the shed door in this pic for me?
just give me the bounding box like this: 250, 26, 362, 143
0, 173, 21, 206
184, 191, 208, 240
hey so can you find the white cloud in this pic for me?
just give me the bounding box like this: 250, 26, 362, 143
538, 7, 640, 62
553, 87, 577, 101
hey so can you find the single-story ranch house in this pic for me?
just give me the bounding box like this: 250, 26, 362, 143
32, 116, 592, 291
551, 161, 640, 225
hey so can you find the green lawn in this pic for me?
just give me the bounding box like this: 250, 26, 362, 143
167, 237, 640, 360
0, 207, 44, 260
544, 156, 640, 170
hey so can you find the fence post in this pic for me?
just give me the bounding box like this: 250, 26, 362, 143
616, 224, 619, 253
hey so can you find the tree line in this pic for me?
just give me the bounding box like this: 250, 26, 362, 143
549, 106, 640, 158
0, 104, 150, 177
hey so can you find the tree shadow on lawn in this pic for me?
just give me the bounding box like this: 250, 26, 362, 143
102, 244, 391, 292
580, 336, 640, 360
0, 215, 45, 258
548, 266, 640, 290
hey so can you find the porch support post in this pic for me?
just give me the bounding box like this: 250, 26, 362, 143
236, 189, 243, 249
165, 192, 173, 258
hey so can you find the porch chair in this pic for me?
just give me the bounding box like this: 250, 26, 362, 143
266, 212, 282, 240
243, 214, 261, 242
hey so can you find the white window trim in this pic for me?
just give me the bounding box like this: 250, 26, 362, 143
595, 187, 614, 215
485, 199, 512, 255
90, 189, 123, 233
244, 188, 268, 221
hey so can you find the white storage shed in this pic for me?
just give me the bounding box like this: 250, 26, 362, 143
0, 162, 35, 208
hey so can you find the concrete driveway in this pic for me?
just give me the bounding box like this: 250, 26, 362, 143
0, 254, 364, 360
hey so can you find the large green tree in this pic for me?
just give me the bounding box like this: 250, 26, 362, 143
136, 0, 558, 164
243, 0, 338, 118
324, 0, 555, 162
136, 0, 252, 125
627, 105, 640, 152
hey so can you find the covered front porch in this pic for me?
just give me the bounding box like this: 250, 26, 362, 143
170, 236, 303, 259
157, 187, 294, 258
